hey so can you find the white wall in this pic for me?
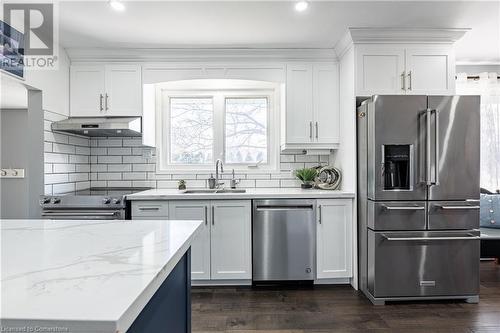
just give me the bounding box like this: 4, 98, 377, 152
24, 48, 70, 116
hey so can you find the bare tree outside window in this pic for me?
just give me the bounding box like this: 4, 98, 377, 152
170, 97, 214, 164
225, 98, 268, 164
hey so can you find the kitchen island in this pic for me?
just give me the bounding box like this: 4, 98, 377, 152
0, 219, 203, 333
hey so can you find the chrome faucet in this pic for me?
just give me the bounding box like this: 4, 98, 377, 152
215, 159, 224, 188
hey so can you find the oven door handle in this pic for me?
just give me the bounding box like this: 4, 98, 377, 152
42, 211, 120, 219
381, 205, 425, 211
381, 234, 480, 241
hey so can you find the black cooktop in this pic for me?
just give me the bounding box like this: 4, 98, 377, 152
60, 187, 151, 197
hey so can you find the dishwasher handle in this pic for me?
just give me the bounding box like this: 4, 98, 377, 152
255, 205, 314, 211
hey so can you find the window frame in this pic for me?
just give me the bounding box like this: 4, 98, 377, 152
156, 82, 280, 173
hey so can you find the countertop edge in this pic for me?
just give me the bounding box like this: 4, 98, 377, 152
116, 220, 204, 332
126, 191, 356, 201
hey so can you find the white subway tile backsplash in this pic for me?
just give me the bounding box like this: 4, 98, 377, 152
123, 155, 147, 164
98, 156, 122, 164
132, 164, 155, 172
76, 181, 91, 190
107, 164, 132, 172
68, 136, 90, 147
69, 173, 89, 182
52, 143, 76, 154
91, 147, 107, 155
122, 172, 146, 180
295, 155, 320, 163
45, 153, 69, 164
75, 146, 91, 155
256, 179, 280, 188
99, 139, 122, 147
69, 155, 89, 164
107, 180, 132, 187
45, 173, 69, 184
122, 139, 143, 147
53, 164, 76, 173
108, 147, 132, 155
132, 180, 156, 188
75, 164, 91, 173
280, 154, 295, 163
98, 173, 122, 180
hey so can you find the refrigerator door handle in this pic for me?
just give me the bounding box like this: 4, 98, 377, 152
381, 234, 480, 241
433, 109, 440, 185
436, 205, 480, 210
425, 108, 432, 185
381, 205, 425, 211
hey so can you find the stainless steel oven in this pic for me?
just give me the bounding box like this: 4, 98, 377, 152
40, 188, 150, 220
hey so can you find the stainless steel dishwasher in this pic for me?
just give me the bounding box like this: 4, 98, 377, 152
252, 199, 316, 281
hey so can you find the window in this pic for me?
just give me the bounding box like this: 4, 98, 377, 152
225, 98, 268, 164
456, 72, 500, 193
157, 80, 280, 172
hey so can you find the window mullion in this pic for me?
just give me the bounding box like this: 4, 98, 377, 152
213, 93, 225, 163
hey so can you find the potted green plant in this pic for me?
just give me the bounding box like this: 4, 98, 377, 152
294, 168, 317, 189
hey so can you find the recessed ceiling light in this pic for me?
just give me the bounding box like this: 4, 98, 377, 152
109, 0, 126, 12
295, 1, 309, 12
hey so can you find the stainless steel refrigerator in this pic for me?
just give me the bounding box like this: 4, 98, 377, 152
357, 95, 481, 305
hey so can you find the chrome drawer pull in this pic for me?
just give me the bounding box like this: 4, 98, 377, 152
436, 205, 480, 210
382, 235, 480, 241
382, 205, 425, 211
138, 207, 160, 211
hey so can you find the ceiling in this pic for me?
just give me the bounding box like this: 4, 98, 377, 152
59, 1, 500, 64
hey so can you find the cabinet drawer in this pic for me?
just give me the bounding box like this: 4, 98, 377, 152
368, 201, 426, 231
132, 201, 169, 218
428, 201, 480, 230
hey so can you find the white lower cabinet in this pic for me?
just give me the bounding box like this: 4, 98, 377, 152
316, 199, 353, 279
168, 200, 252, 281
210, 200, 252, 280
168, 201, 211, 280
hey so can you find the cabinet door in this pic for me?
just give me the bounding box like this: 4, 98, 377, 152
105, 65, 142, 116
316, 199, 353, 279
356, 46, 405, 95
405, 48, 455, 95
285, 64, 313, 144
210, 200, 252, 280
313, 63, 339, 144
70, 66, 105, 117
169, 201, 211, 280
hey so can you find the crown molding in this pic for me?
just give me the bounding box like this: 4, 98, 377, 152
334, 27, 470, 59
66, 48, 338, 63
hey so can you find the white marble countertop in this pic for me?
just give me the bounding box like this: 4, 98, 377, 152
126, 188, 355, 201
0, 219, 203, 333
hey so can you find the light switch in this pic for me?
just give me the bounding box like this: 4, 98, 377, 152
0, 169, 25, 178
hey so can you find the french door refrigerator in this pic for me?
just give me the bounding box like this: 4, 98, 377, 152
357, 95, 481, 305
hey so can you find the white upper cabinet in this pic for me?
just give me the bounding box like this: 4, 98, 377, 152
405, 48, 454, 95
104, 65, 142, 116
168, 201, 211, 280
356, 46, 405, 95
210, 200, 252, 280
70, 66, 105, 117
316, 199, 353, 279
355, 44, 455, 96
285, 64, 313, 144
313, 64, 340, 144
70, 64, 142, 117
283, 62, 340, 150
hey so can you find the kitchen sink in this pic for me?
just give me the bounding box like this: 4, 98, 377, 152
182, 189, 246, 194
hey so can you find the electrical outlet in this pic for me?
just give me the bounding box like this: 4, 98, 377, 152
0, 169, 25, 178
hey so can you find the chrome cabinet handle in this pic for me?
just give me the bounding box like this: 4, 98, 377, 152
99, 94, 104, 112
205, 206, 208, 225
105, 93, 109, 111
407, 71, 412, 91
315, 122, 319, 139
382, 205, 425, 211
382, 235, 480, 242
436, 205, 480, 210
138, 207, 160, 211
401, 71, 406, 91
211, 206, 215, 225
318, 205, 322, 224
309, 121, 313, 140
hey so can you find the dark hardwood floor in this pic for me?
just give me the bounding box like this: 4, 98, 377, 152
192, 261, 500, 333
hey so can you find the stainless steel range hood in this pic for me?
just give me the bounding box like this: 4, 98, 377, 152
51, 117, 142, 137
